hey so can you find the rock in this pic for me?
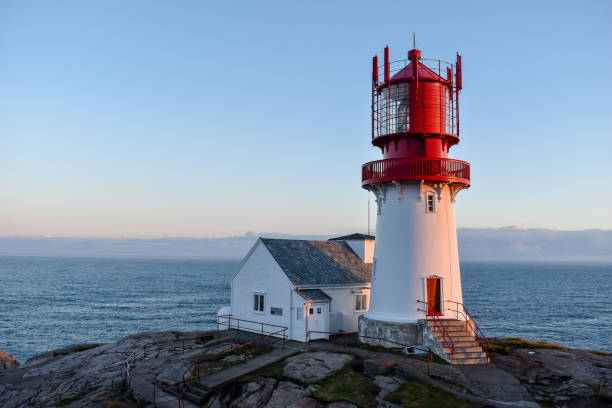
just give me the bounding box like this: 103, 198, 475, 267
231, 378, 277, 407
373, 375, 403, 392
326, 402, 358, 408
363, 359, 395, 377
0, 330, 218, 408
491, 343, 612, 405
283, 352, 353, 384
265, 381, 322, 408
0, 351, 19, 370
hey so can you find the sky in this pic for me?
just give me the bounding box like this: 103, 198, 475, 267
1, 0, 611, 238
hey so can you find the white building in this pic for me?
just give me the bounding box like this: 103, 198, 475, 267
226, 234, 374, 342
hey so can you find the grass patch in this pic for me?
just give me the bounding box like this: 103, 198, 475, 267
312, 363, 379, 408
386, 380, 477, 408
598, 389, 612, 403
490, 337, 568, 351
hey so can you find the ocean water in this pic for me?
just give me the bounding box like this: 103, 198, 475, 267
0, 257, 610, 363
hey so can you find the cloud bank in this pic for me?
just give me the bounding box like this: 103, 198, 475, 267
0, 228, 610, 262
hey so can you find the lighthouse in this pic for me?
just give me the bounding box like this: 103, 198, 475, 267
358, 45, 479, 361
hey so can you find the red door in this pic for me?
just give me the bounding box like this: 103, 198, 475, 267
426, 277, 442, 316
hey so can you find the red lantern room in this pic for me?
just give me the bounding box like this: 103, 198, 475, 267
363, 46, 470, 188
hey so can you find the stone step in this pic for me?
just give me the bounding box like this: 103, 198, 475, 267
452, 357, 488, 365
430, 326, 472, 334
192, 382, 210, 393
427, 320, 467, 327
438, 340, 480, 348
444, 346, 483, 353
432, 333, 475, 341
183, 389, 205, 404
449, 351, 487, 359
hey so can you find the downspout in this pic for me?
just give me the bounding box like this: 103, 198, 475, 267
289, 288, 293, 341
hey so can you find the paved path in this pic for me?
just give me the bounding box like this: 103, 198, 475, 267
194, 346, 299, 390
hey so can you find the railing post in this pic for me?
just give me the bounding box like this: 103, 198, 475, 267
182, 339, 185, 354
262, 322, 264, 336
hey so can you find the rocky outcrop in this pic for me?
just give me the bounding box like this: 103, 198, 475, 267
0, 330, 218, 408
491, 345, 612, 407
283, 352, 353, 384
0, 351, 19, 370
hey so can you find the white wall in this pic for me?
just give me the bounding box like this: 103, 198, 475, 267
231, 240, 306, 341
343, 240, 375, 264
322, 287, 370, 333
366, 182, 464, 323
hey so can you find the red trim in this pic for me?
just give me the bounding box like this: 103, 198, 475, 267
362, 157, 470, 187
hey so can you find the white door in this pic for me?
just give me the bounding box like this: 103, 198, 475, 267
307, 303, 329, 340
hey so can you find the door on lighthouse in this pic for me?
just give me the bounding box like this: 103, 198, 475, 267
426, 277, 442, 316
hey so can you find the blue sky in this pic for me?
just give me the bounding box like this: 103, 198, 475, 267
1, 0, 611, 238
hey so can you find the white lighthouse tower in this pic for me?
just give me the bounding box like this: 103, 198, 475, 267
358, 46, 485, 364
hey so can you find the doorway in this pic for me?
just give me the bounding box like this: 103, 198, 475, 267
426, 277, 442, 316
307, 302, 329, 340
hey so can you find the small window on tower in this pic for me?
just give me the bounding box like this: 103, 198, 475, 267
426, 192, 436, 213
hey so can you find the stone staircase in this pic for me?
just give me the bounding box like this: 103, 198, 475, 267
427, 319, 489, 364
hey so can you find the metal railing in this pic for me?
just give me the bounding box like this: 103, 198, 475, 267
362, 157, 470, 186
217, 314, 288, 343
181, 316, 288, 388
445, 300, 490, 363
306, 330, 433, 376
124, 333, 214, 407
417, 300, 456, 364
372, 57, 459, 139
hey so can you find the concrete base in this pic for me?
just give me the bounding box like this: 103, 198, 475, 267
358, 315, 448, 362
358, 315, 423, 347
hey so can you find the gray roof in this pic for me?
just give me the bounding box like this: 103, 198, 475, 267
329, 233, 375, 241
296, 289, 331, 302
260, 238, 371, 286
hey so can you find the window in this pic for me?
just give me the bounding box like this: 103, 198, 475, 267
426, 192, 436, 213
355, 294, 367, 312
317, 307, 322, 314
309, 308, 314, 315
253, 293, 264, 312
270, 307, 283, 316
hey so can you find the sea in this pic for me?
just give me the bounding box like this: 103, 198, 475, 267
1, 256, 611, 363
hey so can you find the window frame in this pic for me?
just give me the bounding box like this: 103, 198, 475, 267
355, 293, 368, 312
253, 293, 265, 314
426, 192, 436, 213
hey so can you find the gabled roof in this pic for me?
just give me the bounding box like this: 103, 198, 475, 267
260, 238, 371, 286
329, 233, 375, 241
297, 289, 331, 302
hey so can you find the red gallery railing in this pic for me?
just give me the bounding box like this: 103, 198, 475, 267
362, 157, 470, 187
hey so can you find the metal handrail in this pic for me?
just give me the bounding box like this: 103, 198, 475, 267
182, 324, 287, 387
445, 300, 490, 362
217, 314, 288, 338
306, 330, 433, 376
417, 299, 455, 363
180, 315, 288, 387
